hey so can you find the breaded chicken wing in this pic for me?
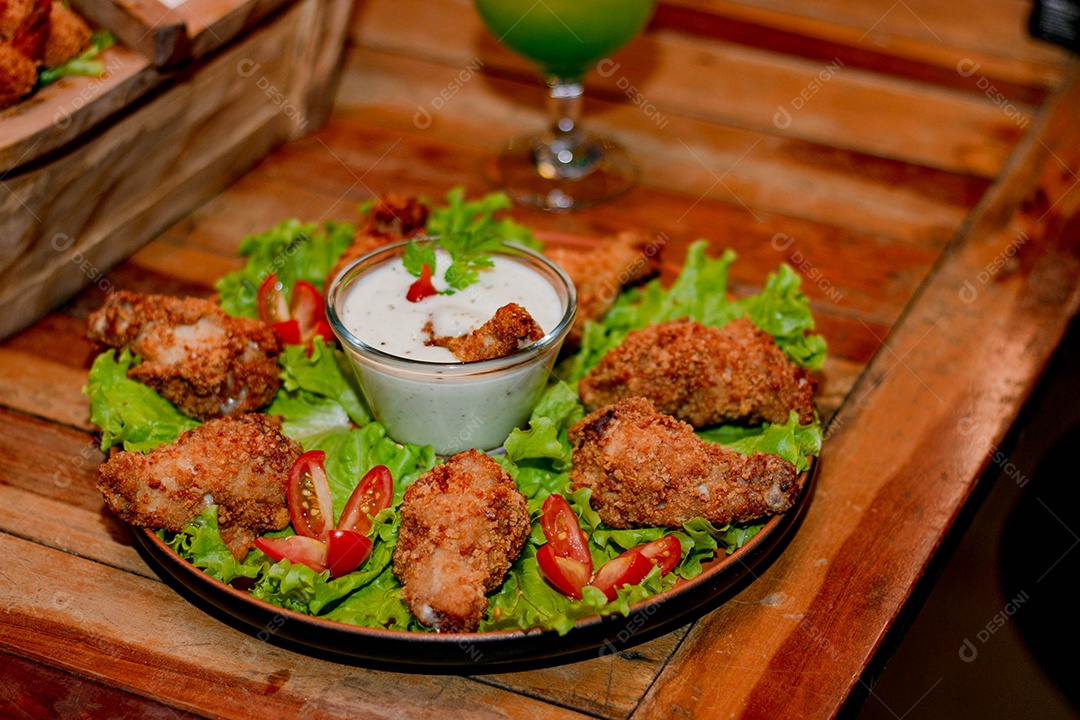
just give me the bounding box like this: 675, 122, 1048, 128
569, 397, 802, 529
326, 194, 429, 289
87, 291, 282, 421
0, 41, 36, 108
423, 302, 544, 362
98, 414, 303, 559
544, 232, 663, 349
393, 449, 529, 632
579, 317, 816, 427
43, 2, 91, 68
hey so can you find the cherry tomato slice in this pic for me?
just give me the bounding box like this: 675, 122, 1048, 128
254, 535, 327, 573
288, 450, 335, 541
338, 465, 394, 535
257, 274, 290, 324
291, 281, 326, 331
617, 535, 682, 576
540, 494, 592, 573
536, 543, 590, 599
589, 552, 653, 602
406, 263, 437, 303
326, 529, 374, 578
311, 319, 334, 344
271, 319, 302, 345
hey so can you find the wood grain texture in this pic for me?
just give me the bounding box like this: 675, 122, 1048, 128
633, 63, 1080, 720
653, 0, 1065, 103
1, 1, 1077, 717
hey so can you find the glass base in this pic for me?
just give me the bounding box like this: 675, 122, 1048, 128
485, 132, 637, 211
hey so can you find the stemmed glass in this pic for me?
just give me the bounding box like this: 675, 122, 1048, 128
474, 0, 657, 210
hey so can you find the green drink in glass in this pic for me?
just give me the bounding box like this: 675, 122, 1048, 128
474, 0, 657, 210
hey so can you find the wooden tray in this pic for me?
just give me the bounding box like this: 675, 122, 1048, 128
0, 0, 352, 341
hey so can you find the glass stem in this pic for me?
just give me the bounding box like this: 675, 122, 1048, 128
534, 75, 599, 181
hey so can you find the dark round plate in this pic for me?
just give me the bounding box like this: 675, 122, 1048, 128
133, 459, 816, 670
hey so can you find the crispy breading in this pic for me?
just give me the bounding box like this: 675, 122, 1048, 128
544, 232, 663, 349
87, 291, 283, 421
0, 40, 35, 108
7, 0, 47, 61
423, 302, 544, 362
42, 2, 90, 68
569, 397, 802, 528
326, 194, 430, 289
393, 449, 529, 632
1, 0, 33, 40
97, 414, 303, 560
579, 317, 816, 427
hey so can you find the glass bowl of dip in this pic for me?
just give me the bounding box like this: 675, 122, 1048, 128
326, 239, 577, 455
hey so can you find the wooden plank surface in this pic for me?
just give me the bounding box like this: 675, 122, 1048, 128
634, 62, 1080, 720
1, 0, 1077, 718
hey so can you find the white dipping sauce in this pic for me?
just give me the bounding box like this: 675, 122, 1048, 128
341, 250, 563, 362
331, 246, 574, 455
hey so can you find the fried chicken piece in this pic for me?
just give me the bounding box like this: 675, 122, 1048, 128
0, 40, 35, 108
326, 194, 430, 289
569, 397, 802, 529
423, 302, 544, 362
544, 232, 663, 349
87, 291, 283, 421
97, 414, 303, 560
393, 449, 529, 632
579, 317, 816, 427
1, 0, 34, 40
6, 0, 47, 62
42, 2, 90, 68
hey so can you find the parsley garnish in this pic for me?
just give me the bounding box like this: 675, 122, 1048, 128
402, 188, 541, 293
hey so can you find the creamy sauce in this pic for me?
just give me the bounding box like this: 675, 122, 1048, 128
331, 247, 573, 455
341, 250, 563, 362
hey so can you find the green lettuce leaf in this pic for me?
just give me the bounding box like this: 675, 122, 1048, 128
37, 31, 115, 88
569, 241, 826, 380
84, 349, 199, 452
215, 219, 355, 318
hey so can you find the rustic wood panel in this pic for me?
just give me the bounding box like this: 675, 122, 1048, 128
652, 0, 1066, 103
633, 64, 1080, 720
331, 46, 984, 247
348, 0, 1030, 178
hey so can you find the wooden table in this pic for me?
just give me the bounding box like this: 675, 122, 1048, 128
2, 1, 1078, 717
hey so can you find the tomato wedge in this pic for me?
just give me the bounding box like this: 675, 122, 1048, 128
540, 494, 592, 572
406, 263, 437, 303
291, 281, 326, 327
254, 535, 327, 573
326, 529, 374, 578
257, 274, 290, 324
589, 552, 653, 601
618, 535, 682, 576
338, 465, 394, 535
271, 319, 302, 345
536, 543, 590, 599
287, 450, 335, 541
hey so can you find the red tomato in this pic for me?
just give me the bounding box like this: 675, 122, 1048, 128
536, 543, 590, 599
589, 553, 653, 602
271, 319, 302, 345
288, 450, 335, 541
257, 274, 290, 324
618, 535, 682, 576
326, 529, 373, 578
254, 535, 327, 573
311, 318, 334, 343
540, 494, 592, 573
406, 263, 437, 303
337, 465, 394, 535
290, 281, 326, 327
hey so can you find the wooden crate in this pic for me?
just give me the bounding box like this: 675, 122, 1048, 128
0, 0, 352, 340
